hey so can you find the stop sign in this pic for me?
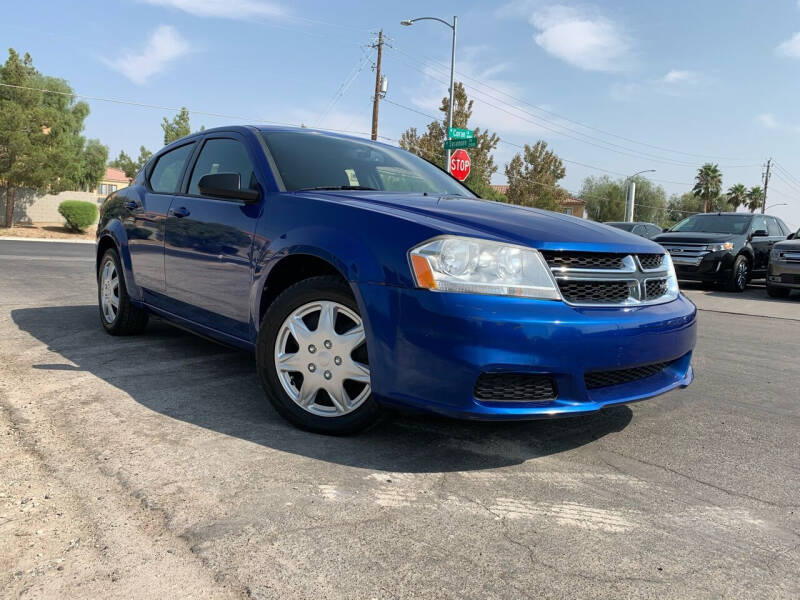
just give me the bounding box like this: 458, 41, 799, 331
449, 149, 471, 181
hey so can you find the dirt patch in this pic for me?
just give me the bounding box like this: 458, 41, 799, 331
0, 224, 95, 240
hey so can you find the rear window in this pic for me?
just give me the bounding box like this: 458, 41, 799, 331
670, 214, 751, 234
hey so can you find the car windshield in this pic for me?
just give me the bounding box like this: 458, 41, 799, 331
670, 214, 751, 234
606, 222, 635, 231
261, 131, 475, 197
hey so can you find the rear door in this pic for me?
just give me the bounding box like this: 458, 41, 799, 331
125, 141, 195, 296
163, 133, 263, 339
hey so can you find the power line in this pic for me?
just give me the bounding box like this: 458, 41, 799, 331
381, 97, 695, 186
385, 43, 760, 163
0, 82, 389, 140
316, 45, 372, 127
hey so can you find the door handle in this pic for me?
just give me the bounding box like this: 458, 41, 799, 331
123, 200, 139, 210
170, 206, 190, 218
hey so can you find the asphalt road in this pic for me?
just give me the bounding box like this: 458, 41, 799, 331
1, 240, 798, 599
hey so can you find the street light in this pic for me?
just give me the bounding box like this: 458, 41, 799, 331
401, 16, 458, 174
625, 169, 656, 222
765, 203, 788, 211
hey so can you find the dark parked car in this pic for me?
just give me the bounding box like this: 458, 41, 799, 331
653, 212, 792, 292
767, 228, 800, 298
605, 221, 663, 239
96, 126, 696, 434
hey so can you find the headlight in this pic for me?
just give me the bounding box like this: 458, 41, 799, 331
663, 253, 681, 300
409, 236, 561, 299
771, 247, 782, 260
707, 242, 733, 252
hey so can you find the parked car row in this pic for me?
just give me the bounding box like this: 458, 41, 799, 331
605, 213, 799, 296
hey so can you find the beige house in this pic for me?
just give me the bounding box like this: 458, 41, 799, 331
96, 167, 130, 197
489, 185, 586, 218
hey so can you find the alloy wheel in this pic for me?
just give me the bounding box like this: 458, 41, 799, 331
274, 300, 370, 417
100, 258, 120, 324
736, 260, 748, 290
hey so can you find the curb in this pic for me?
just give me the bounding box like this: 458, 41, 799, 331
0, 236, 95, 244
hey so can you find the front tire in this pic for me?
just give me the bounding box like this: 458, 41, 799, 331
256, 276, 381, 435
98, 248, 149, 335
725, 255, 750, 292
766, 283, 791, 298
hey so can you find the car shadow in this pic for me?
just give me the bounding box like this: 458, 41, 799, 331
12, 304, 633, 473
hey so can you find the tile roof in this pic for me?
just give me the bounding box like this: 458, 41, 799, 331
104, 167, 129, 182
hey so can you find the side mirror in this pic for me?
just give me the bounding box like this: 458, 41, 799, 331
662, 227, 670, 233
198, 173, 260, 203
751, 229, 768, 238
788, 232, 796, 240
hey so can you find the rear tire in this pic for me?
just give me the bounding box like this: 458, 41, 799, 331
98, 248, 149, 335
766, 284, 791, 298
725, 255, 750, 292
256, 276, 382, 435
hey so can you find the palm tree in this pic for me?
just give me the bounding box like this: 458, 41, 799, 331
726, 183, 748, 212
692, 163, 723, 213
746, 186, 763, 213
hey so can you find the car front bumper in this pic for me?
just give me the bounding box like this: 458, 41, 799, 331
768, 260, 800, 289
672, 251, 735, 282
357, 284, 697, 420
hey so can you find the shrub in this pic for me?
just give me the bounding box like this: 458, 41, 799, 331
58, 200, 98, 231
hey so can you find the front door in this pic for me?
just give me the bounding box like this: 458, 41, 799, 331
164, 135, 263, 340
749, 215, 774, 272
125, 141, 195, 295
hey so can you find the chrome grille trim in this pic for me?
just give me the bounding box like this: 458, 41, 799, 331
542, 251, 672, 307
659, 243, 709, 266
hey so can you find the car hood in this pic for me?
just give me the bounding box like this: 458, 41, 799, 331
652, 232, 739, 244
773, 238, 800, 250
299, 191, 662, 253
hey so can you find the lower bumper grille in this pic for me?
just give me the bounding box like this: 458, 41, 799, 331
474, 373, 557, 402
781, 274, 800, 284
585, 361, 672, 390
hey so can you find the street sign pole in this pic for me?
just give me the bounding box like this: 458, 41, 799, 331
446, 16, 457, 174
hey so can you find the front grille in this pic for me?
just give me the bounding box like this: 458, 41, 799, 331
474, 373, 557, 402
660, 243, 709, 266
542, 251, 625, 270
558, 280, 632, 304
638, 254, 664, 270
585, 361, 672, 390
645, 279, 668, 299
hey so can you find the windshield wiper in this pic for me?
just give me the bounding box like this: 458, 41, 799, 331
294, 185, 377, 192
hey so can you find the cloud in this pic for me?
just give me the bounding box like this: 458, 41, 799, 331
756, 113, 779, 129
102, 25, 190, 84
528, 5, 632, 72
406, 47, 550, 137
140, 0, 285, 19
660, 69, 698, 84
776, 32, 800, 58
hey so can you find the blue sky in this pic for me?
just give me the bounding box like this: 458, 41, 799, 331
4, 0, 800, 227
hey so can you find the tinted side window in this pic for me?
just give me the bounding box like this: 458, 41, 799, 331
766, 217, 783, 236
188, 138, 257, 196
648, 225, 662, 237
632, 225, 645, 235
751, 215, 767, 233
149, 143, 195, 194
776, 218, 790, 236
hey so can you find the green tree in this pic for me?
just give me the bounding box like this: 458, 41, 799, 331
161, 107, 191, 144
581, 175, 667, 224
746, 186, 763, 213
726, 183, 748, 212
72, 138, 108, 191
109, 145, 152, 178
0, 48, 95, 227
504, 141, 566, 211
666, 192, 702, 226
692, 163, 723, 213
399, 82, 500, 199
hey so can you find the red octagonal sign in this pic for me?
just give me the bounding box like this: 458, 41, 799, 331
449, 149, 471, 181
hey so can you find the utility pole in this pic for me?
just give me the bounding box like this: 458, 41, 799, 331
370, 30, 383, 141
761, 158, 771, 214
625, 181, 636, 222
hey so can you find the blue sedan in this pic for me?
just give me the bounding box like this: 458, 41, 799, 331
96, 126, 696, 434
